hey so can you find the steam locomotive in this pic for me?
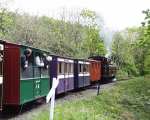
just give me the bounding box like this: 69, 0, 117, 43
0, 40, 117, 111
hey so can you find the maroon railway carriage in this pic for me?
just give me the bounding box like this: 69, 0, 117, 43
0, 40, 52, 110
2, 41, 20, 108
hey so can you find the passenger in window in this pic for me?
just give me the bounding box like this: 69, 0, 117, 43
21, 48, 32, 69
35, 53, 44, 67
42, 53, 51, 69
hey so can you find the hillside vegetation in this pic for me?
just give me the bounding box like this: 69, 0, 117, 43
112, 9, 150, 77
33, 77, 150, 120
0, 6, 106, 58
1, 1, 150, 76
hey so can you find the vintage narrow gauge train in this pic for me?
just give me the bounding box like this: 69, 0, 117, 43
0, 40, 116, 111
89, 56, 117, 83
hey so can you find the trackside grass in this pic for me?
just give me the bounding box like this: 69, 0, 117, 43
33, 77, 150, 120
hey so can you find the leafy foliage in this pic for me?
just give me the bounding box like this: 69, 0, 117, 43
0, 8, 13, 37
112, 9, 150, 76
141, 9, 150, 48
0, 8, 106, 58
112, 29, 139, 76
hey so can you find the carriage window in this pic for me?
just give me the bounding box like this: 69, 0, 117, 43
87, 64, 89, 72
79, 64, 81, 72
41, 67, 49, 78
41, 53, 50, 78
84, 64, 89, 73
64, 62, 68, 74
71, 64, 74, 73
67, 63, 69, 74
78, 64, 83, 73
34, 67, 41, 78
21, 48, 34, 79
59, 62, 61, 74
58, 62, 62, 74
58, 62, 64, 74
69, 63, 74, 74
21, 64, 34, 79
68, 63, 71, 74
83, 65, 86, 72
68, 63, 73, 74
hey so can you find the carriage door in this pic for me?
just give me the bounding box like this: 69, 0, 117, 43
0, 44, 4, 110
34, 55, 41, 97
64, 62, 69, 92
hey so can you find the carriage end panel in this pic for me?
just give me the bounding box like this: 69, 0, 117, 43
3, 43, 20, 105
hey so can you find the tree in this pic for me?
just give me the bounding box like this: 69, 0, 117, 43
138, 9, 150, 75
80, 9, 106, 57
0, 7, 13, 38
141, 9, 150, 49
0, 7, 106, 59
112, 29, 139, 76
